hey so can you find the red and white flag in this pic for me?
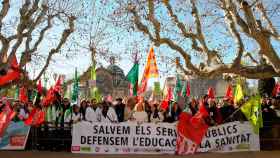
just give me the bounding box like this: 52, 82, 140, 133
175, 103, 209, 155
176, 133, 198, 155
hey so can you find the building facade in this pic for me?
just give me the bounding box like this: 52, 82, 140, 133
77, 59, 130, 99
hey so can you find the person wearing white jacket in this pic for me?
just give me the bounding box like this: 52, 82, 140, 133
97, 101, 118, 123
85, 99, 100, 122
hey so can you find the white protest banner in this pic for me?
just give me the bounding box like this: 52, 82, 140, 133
198, 121, 260, 152
72, 121, 177, 154
71, 121, 259, 154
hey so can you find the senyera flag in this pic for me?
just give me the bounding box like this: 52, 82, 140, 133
138, 47, 159, 94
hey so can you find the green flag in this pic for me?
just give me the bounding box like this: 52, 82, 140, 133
181, 81, 187, 97
71, 68, 79, 102
173, 74, 182, 102
14, 86, 19, 99
126, 62, 139, 96
241, 95, 263, 134
234, 84, 244, 103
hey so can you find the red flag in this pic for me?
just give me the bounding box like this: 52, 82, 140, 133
42, 87, 55, 106
24, 108, 45, 126
19, 87, 28, 103
0, 55, 21, 86
176, 110, 208, 155
272, 83, 280, 97
0, 70, 20, 86
161, 87, 173, 110
37, 80, 43, 94
224, 84, 233, 100
161, 100, 169, 110
207, 87, 215, 99
0, 102, 16, 137
11, 55, 19, 70
24, 108, 36, 125
166, 87, 173, 100
186, 82, 191, 97
54, 76, 61, 92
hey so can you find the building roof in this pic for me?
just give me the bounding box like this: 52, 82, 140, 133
107, 64, 126, 78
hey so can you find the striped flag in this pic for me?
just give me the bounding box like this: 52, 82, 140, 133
138, 47, 159, 94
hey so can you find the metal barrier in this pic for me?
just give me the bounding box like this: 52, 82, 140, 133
26, 122, 72, 151
25, 122, 280, 152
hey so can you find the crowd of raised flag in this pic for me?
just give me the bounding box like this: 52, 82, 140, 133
0, 47, 280, 154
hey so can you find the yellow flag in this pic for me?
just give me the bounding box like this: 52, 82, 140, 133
234, 84, 244, 103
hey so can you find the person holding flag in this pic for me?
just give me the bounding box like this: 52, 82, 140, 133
220, 84, 235, 123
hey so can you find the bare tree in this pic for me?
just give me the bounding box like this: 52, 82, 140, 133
109, 0, 280, 79
0, 0, 79, 87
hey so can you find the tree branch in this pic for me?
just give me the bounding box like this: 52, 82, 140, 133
34, 16, 76, 82
256, 2, 280, 41
0, 0, 10, 31
244, 52, 258, 65
223, 0, 244, 68
162, 1, 201, 51
20, 4, 49, 67
227, 0, 250, 35
238, 0, 258, 34
190, 0, 222, 66
147, 0, 161, 42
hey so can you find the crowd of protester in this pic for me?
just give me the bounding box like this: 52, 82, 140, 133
1, 92, 280, 150
1, 93, 280, 126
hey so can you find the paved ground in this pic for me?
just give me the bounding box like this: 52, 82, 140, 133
0, 151, 280, 158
